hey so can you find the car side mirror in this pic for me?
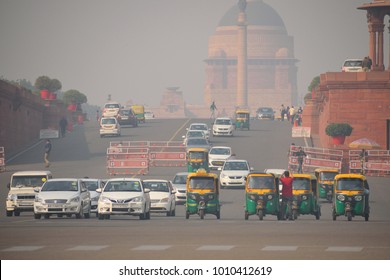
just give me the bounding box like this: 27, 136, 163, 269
96, 188, 102, 193
218, 167, 222, 171
144, 188, 151, 193
250, 167, 254, 171
171, 190, 176, 194
182, 135, 185, 138
34, 187, 40, 193
7, 183, 10, 189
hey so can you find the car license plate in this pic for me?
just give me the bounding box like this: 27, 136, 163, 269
114, 203, 128, 208
48, 204, 62, 208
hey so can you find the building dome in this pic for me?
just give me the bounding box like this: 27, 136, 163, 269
218, 0, 286, 28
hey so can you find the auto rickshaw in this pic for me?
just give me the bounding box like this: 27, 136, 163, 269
185, 169, 220, 219
314, 168, 339, 202
235, 109, 250, 130
290, 173, 321, 220
332, 173, 369, 221
244, 172, 280, 220
186, 148, 209, 173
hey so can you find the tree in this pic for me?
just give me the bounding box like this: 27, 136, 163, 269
49, 78, 62, 92
308, 76, 320, 92
34, 76, 51, 90
62, 89, 88, 105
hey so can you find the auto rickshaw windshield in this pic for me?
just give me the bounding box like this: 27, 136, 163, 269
320, 172, 338, 180
190, 177, 214, 190
337, 178, 364, 191
293, 178, 311, 190
249, 176, 275, 190
189, 151, 206, 160
237, 113, 248, 119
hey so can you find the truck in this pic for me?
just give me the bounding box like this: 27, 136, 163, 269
6, 171, 53, 216
131, 104, 145, 123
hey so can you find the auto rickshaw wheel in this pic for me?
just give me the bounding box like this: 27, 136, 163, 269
364, 213, 369, 221
216, 211, 220, 219
199, 209, 205, 219
332, 209, 337, 221
258, 210, 264, 220
185, 211, 189, 219
347, 211, 352, 221
244, 211, 249, 220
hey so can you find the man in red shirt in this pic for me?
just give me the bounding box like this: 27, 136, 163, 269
280, 170, 294, 220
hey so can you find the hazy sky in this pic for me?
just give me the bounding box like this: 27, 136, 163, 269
0, 0, 388, 107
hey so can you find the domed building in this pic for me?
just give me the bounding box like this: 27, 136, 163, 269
204, 0, 298, 116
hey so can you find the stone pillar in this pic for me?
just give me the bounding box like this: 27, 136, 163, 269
388, 19, 390, 71
236, 0, 248, 108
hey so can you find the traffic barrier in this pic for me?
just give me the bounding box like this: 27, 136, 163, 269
149, 150, 186, 167
0, 147, 5, 172
349, 150, 390, 177
107, 159, 149, 175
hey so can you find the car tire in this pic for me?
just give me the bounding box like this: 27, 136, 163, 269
14, 210, 20, 217
98, 214, 104, 220
34, 214, 41, 219
171, 208, 176, 217
44, 214, 50, 219
6, 210, 13, 217
76, 204, 83, 219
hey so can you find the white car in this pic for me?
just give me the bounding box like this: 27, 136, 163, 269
182, 130, 205, 144
143, 179, 176, 216
97, 178, 151, 220
144, 111, 155, 119
341, 59, 363, 72
212, 117, 234, 136
6, 170, 53, 217
219, 159, 252, 189
172, 172, 188, 204
33, 178, 91, 219
102, 101, 121, 117
187, 123, 210, 139
100, 117, 121, 137
184, 137, 211, 151
208, 146, 232, 170
82, 178, 104, 217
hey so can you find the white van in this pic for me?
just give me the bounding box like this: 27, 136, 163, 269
6, 171, 53, 216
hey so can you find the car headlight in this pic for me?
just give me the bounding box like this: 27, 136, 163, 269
68, 196, 80, 203
91, 196, 100, 202
34, 196, 44, 203
337, 194, 345, 201
99, 196, 111, 203
7, 194, 17, 200
220, 173, 228, 179
355, 195, 363, 201
132, 196, 144, 202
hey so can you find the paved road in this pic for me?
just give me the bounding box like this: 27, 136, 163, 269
1, 118, 390, 259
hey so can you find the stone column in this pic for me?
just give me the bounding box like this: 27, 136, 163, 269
236, 0, 248, 108
388, 20, 390, 71
368, 23, 377, 68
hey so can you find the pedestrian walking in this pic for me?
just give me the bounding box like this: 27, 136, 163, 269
44, 139, 52, 168
296, 147, 307, 174
280, 170, 294, 220
59, 117, 68, 137
280, 104, 285, 121
210, 101, 217, 119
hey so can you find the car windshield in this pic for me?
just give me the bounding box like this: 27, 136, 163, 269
248, 176, 275, 189
101, 118, 116, 124
105, 104, 120, 109
12, 176, 47, 188
259, 108, 272, 113
320, 172, 338, 181
210, 148, 231, 155
84, 181, 99, 191
189, 177, 214, 190
104, 181, 141, 192
344, 60, 362, 67
187, 138, 208, 145
190, 124, 207, 131
337, 178, 364, 191
293, 178, 311, 191
120, 110, 130, 115
187, 131, 204, 137
41, 181, 79, 192
215, 119, 231, 125
143, 181, 169, 192
224, 161, 249, 171
173, 174, 187, 184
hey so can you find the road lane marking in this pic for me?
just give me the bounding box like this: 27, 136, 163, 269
169, 119, 192, 142
325, 246, 363, 252
67, 245, 109, 251
2, 246, 44, 252
196, 245, 234, 251
132, 245, 172, 251
262, 246, 298, 251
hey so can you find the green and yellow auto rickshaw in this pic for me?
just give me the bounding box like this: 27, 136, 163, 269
185, 169, 220, 219
315, 168, 339, 202
244, 172, 280, 220
290, 173, 321, 220
235, 109, 250, 130
332, 173, 369, 221
186, 148, 209, 173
